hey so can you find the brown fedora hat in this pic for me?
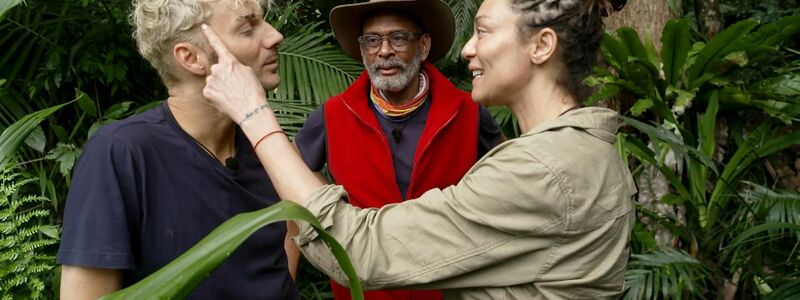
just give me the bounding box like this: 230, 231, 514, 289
329, 0, 455, 63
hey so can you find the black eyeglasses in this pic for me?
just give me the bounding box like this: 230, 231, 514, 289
357, 31, 423, 54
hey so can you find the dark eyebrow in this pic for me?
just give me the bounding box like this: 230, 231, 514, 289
236, 12, 257, 23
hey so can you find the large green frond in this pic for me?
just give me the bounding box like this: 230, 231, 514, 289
101, 201, 364, 300
0, 0, 24, 20
269, 22, 363, 107
443, 0, 480, 63
624, 248, 710, 300
738, 182, 800, 225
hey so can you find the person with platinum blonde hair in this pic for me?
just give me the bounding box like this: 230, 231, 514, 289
56, 0, 298, 299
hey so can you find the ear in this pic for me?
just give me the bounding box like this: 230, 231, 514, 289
529, 28, 558, 65
419, 33, 431, 62
173, 42, 210, 77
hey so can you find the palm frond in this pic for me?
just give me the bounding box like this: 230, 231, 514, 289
765, 277, 800, 300
268, 99, 315, 138
738, 182, 800, 225
270, 22, 363, 107
624, 248, 710, 300
443, 0, 480, 63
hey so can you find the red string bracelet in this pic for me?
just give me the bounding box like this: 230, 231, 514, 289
252, 129, 286, 151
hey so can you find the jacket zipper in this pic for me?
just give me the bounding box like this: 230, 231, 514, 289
405, 110, 459, 199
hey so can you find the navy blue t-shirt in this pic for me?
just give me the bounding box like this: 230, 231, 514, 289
295, 97, 502, 198
57, 104, 299, 299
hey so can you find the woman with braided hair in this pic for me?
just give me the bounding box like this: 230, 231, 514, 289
201, 0, 633, 298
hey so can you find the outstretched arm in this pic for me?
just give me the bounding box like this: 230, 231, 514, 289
200, 24, 324, 204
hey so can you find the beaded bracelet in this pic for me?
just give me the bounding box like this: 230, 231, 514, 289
252, 129, 286, 151
238, 103, 271, 125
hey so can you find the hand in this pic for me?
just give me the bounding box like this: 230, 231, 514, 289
200, 23, 268, 124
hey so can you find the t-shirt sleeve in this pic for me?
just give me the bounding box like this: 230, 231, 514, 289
294, 106, 327, 172
56, 133, 139, 269
477, 104, 503, 158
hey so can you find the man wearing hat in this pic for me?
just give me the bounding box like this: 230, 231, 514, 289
293, 0, 502, 299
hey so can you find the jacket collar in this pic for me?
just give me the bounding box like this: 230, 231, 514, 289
522, 107, 621, 143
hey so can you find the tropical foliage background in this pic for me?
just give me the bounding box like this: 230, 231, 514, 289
1, 0, 798, 299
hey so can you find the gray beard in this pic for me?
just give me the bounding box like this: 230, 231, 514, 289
364, 50, 423, 92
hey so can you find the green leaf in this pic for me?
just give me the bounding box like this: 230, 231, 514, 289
444, 0, 481, 63
618, 27, 649, 64
620, 135, 689, 199
38, 225, 59, 240
75, 89, 97, 117
665, 86, 696, 115
0, 0, 24, 20
661, 194, 685, 205
101, 201, 364, 300
687, 20, 759, 87
665, 0, 680, 16
87, 120, 115, 139
51, 124, 69, 143
765, 278, 800, 300
750, 73, 800, 100
0, 102, 72, 167
706, 121, 800, 229
630, 99, 654, 116
134, 100, 163, 114
723, 51, 749, 67
23, 126, 46, 153
620, 59, 673, 122
102, 101, 132, 120
661, 19, 691, 86
624, 248, 710, 299
601, 32, 629, 70
746, 14, 800, 49
270, 22, 362, 106
584, 83, 620, 105
698, 91, 719, 158
722, 222, 800, 262
45, 143, 80, 178
623, 117, 717, 175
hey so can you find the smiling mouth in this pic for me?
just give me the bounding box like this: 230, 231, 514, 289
472, 70, 483, 78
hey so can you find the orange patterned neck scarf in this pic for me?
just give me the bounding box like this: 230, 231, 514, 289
370, 71, 430, 119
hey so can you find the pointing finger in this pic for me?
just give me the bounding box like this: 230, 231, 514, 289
201, 23, 235, 62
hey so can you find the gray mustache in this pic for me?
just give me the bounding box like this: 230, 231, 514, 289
369, 59, 406, 72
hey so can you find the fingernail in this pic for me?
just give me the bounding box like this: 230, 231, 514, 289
201, 24, 208, 31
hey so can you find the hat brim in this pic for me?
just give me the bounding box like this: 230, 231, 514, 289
329, 0, 455, 63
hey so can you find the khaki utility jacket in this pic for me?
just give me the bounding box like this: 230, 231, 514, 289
296, 107, 637, 299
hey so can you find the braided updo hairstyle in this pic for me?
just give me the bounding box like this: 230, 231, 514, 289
511, 0, 626, 101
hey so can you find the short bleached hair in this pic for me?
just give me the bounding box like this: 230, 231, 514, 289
131, 0, 270, 84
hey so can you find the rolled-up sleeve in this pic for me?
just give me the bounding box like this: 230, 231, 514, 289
294, 143, 570, 290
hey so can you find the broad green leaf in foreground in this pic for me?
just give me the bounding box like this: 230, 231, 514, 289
0, 0, 24, 20
101, 201, 364, 300
0, 102, 72, 167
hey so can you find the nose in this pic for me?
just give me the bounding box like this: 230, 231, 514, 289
461, 34, 477, 61
377, 39, 396, 58
262, 21, 284, 48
